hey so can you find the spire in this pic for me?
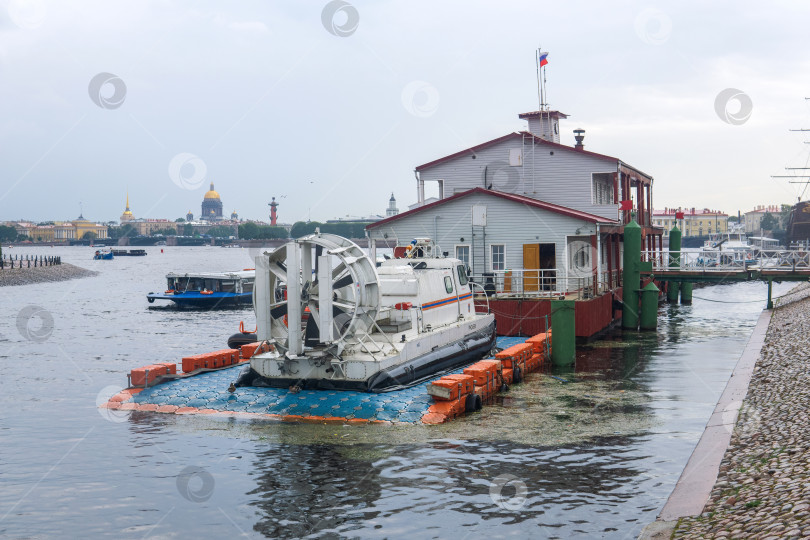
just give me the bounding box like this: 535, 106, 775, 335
125, 192, 130, 211
210, 181, 215, 191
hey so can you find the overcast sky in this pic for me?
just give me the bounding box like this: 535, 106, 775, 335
1, 0, 810, 224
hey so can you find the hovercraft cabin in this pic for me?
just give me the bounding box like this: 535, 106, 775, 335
366, 110, 664, 338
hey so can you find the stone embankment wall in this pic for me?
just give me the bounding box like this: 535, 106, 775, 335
674, 283, 810, 538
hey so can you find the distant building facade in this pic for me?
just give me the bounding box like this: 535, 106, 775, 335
14, 216, 109, 241
744, 205, 782, 233
127, 219, 176, 236
653, 207, 729, 237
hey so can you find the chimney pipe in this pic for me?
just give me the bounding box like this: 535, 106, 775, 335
573, 128, 585, 150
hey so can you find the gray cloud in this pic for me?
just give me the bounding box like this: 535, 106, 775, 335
1, 0, 810, 224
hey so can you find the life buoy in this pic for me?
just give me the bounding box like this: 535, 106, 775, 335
165, 289, 174, 294
201, 290, 214, 295
746, 252, 752, 260
283, 314, 288, 327
147, 296, 155, 304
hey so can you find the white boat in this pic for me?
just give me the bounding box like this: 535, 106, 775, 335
702, 231, 756, 265
234, 234, 496, 392
748, 236, 780, 250
703, 231, 751, 252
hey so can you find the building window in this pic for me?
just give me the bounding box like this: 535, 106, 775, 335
455, 245, 470, 267
491, 245, 505, 271
592, 175, 614, 205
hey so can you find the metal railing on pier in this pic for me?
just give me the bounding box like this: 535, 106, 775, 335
0, 254, 61, 269
642, 249, 810, 273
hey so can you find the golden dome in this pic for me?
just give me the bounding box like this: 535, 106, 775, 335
203, 182, 220, 200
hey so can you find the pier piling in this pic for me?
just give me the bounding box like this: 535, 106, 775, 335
640, 281, 660, 330
622, 218, 642, 329
550, 299, 575, 366
680, 282, 693, 304
667, 226, 681, 303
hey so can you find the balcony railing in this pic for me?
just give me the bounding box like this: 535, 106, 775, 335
469, 269, 621, 300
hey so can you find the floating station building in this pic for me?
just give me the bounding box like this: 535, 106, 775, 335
367, 109, 664, 338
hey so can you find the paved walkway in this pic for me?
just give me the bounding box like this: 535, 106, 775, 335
671, 284, 810, 537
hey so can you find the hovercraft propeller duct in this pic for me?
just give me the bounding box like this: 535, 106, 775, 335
253, 233, 380, 357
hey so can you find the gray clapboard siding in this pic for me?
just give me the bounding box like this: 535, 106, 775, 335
368, 191, 601, 281
418, 135, 619, 221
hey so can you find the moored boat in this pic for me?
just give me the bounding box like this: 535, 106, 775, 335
147, 270, 255, 308
111, 249, 147, 256
702, 231, 755, 265
233, 233, 496, 392
787, 201, 810, 246
93, 249, 114, 260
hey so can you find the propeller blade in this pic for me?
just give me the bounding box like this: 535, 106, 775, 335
268, 262, 287, 282
333, 300, 355, 311
304, 313, 320, 346
270, 303, 288, 319
333, 274, 354, 289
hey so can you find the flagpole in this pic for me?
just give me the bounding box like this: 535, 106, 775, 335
536, 48, 542, 112
542, 63, 547, 110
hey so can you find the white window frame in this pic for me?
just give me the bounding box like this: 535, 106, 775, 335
591, 173, 614, 205
490, 244, 506, 271
454, 244, 471, 268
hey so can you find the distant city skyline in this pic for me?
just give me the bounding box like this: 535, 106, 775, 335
1, 2, 810, 223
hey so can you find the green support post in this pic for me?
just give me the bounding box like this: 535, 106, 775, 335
622, 218, 642, 329
767, 278, 773, 309
680, 282, 693, 304
667, 225, 681, 303
550, 299, 575, 366
640, 281, 660, 330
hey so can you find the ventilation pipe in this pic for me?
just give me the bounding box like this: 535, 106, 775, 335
573, 129, 585, 150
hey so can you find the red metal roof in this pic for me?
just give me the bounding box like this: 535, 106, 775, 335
366, 187, 618, 230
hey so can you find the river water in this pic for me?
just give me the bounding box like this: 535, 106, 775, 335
0, 246, 790, 539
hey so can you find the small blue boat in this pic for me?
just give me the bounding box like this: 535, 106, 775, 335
147, 270, 254, 309
93, 249, 114, 260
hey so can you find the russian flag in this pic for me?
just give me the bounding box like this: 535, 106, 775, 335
538, 51, 549, 67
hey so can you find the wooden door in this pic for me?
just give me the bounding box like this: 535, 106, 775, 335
523, 244, 540, 292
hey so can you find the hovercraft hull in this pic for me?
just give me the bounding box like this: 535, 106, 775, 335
236, 319, 496, 392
